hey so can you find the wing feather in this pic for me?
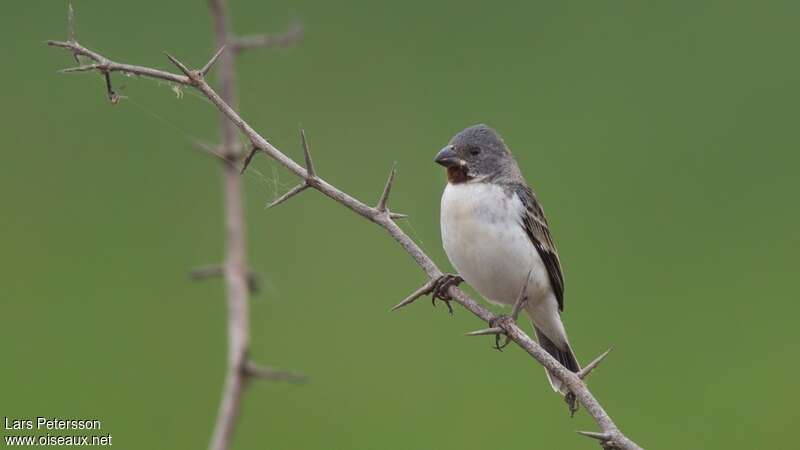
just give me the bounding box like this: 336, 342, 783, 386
514, 184, 565, 311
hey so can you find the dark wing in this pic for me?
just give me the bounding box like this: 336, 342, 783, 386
514, 184, 565, 311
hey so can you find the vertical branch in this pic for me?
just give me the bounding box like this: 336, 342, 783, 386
207, 1, 250, 449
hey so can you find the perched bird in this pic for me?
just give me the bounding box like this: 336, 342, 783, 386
434, 124, 579, 393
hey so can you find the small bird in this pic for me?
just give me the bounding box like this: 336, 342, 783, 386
434, 124, 580, 393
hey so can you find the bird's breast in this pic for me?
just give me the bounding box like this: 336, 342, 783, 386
440, 182, 551, 306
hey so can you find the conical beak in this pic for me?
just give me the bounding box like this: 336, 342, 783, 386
435, 145, 461, 168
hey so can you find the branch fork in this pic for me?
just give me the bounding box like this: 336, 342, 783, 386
164, 46, 225, 86
244, 129, 319, 208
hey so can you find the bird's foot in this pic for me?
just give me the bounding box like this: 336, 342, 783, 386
486, 315, 517, 351
565, 392, 579, 417
430, 273, 463, 315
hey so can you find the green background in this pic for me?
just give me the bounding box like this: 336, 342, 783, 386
2, 1, 797, 448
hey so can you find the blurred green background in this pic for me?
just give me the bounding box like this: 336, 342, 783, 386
2, 0, 797, 448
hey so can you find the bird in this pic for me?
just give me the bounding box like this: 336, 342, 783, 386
434, 124, 580, 393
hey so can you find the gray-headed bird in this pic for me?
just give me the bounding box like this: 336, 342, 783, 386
434, 124, 579, 393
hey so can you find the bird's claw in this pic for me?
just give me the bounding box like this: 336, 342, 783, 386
565, 392, 579, 417
488, 315, 514, 351
430, 274, 463, 315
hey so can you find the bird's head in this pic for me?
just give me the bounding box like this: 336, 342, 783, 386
435, 124, 513, 183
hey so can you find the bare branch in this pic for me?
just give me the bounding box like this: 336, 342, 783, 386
48, 40, 190, 85
389, 212, 408, 220
206, 1, 251, 448
266, 183, 309, 209
233, 22, 304, 53
578, 348, 614, 380
48, 10, 641, 449
376, 163, 397, 213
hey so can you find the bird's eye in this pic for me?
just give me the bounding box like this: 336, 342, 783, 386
469, 148, 481, 156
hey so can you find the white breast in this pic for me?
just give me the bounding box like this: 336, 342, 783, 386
440, 182, 552, 307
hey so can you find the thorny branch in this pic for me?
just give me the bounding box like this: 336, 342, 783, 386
50, 4, 306, 450
47, 5, 642, 449
205, 1, 306, 449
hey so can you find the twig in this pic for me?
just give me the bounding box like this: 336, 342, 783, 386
243, 362, 308, 384
232, 22, 304, 53
189, 264, 261, 295
47, 6, 641, 449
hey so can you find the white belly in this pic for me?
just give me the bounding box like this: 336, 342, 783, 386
440, 182, 552, 307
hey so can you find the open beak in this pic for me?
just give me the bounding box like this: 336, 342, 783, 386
435, 145, 462, 168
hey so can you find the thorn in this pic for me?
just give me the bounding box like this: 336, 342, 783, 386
390, 279, 436, 312
200, 46, 225, 76
46, 40, 69, 48
376, 163, 397, 213
510, 268, 533, 320
577, 347, 614, 380
389, 212, 408, 220
299, 128, 316, 179
266, 183, 308, 209
67, 3, 76, 42
243, 362, 308, 384
190, 265, 260, 295
464, 327, 505, 337
240, 146, 259, 174
566, 392, 579, 417
58, 64, 100, 74
576, 431, 611, 441
190, 139, 240, 169
231, 21, 305, 53
164, 52, 193, 78
189, 265, 224, 280
246, 271, 261, 295
103, 71, 120, 104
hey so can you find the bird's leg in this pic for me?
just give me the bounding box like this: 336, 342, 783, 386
565, 392, 579, 417
487, 314, 516, 351
430, 273, 463, 314
487, 276, 530, 351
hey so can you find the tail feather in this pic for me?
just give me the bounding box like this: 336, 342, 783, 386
534, 326, 580, 393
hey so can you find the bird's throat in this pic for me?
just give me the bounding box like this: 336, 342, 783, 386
446, 166, 471, 184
